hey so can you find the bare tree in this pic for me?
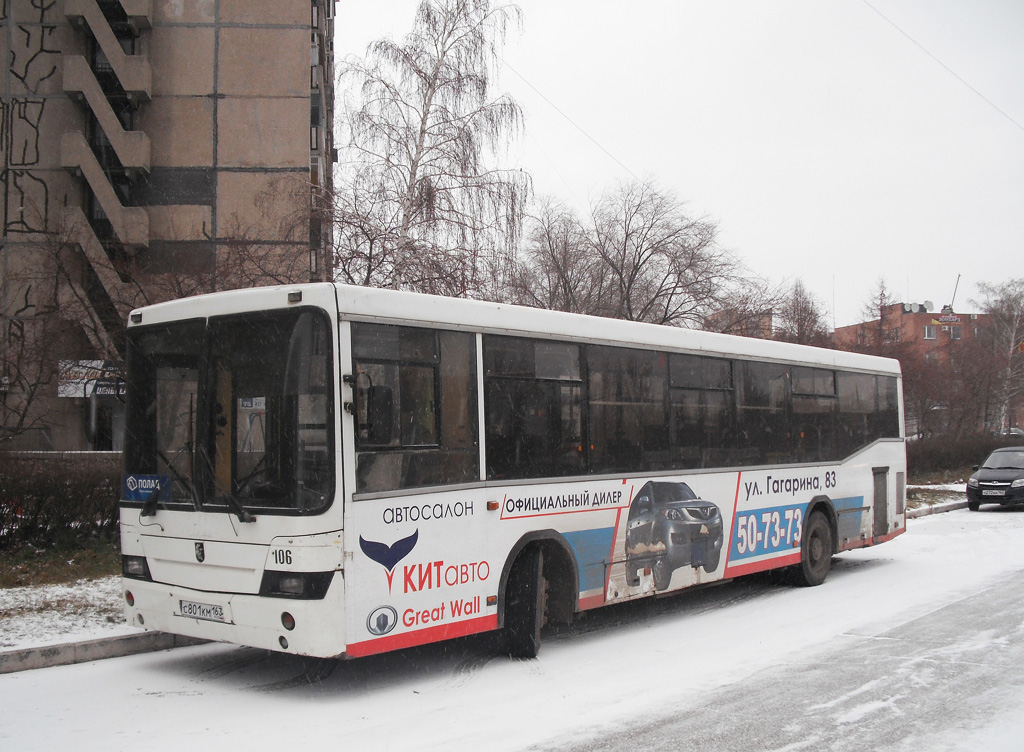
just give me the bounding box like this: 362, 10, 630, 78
775, 279, 832, 346
337, 0, 530, 295
502, 182, 779, 333
974, 279, 1024, 431
1, 209, 112, 448
218, 177, 327, 290
0, 283, 79, 448
700, 275, 784, 338
587, 181, 726, 326
333, 164, 404, 288
506, 198, 605, 313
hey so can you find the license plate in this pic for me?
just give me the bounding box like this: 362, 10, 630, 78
982, 490, 1006, 497
179, 599, 227, 622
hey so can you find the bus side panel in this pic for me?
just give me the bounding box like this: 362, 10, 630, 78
343, 490, 499, 658
342, 442, 905, 657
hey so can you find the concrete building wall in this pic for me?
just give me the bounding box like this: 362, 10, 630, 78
1, 0, 336, 451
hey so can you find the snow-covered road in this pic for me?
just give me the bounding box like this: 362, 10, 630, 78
2, 506, 1023, 751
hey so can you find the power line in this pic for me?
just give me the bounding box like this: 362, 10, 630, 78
860, 0, 1024, 135
498, 55, 643, 183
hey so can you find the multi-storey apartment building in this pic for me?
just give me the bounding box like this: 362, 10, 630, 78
1, 0, 336, 450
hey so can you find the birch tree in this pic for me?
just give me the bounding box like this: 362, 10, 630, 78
974, 279, 1024, 431
337, 0, 530, 296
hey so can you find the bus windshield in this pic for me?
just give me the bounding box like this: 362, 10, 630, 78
124, 309, 334, 515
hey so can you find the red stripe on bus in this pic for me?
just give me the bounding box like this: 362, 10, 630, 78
723, 472, 743, 571
345, 614, 498, 658
601, 505, 625, 607
724, 551, 801, 578
872, 528, 906, 545
579, 593, 606, 611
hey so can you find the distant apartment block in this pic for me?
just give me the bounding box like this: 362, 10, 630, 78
1, 0, 336, 450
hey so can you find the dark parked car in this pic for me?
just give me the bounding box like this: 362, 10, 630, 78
966, 447, 1024, 511
624, 481, 723, 591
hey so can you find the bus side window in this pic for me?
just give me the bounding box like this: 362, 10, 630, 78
669, 354, 735, 469
587, 346, 669, 475
735, 361, 788, 464
352, 324, 478, 493
483, 336, 583, 480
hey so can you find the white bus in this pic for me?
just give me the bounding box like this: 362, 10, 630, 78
120, 283, 906, 658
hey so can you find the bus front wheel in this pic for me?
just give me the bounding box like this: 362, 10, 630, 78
505, 547, 546, 658
795, 511, 832, 587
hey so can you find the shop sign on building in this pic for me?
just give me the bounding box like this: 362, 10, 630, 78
58, 360, 125, 398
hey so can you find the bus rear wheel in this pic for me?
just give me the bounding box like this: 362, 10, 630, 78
795, 511, 832, 587
505, 547, 546, 658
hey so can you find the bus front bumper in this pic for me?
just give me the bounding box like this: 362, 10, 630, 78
122, 575, 347, 658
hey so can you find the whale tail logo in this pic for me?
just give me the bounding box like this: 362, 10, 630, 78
359, 530, 419, 592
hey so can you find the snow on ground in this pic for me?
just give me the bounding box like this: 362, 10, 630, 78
9, 488, 1024, 752
2, 505, 1023, 752
0, 576, 136, 651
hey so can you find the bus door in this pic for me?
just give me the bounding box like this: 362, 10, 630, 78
872, 466, 889, 538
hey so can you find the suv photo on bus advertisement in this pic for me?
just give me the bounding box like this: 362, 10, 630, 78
967, 447, 1024, 510
624, 481, 724, 590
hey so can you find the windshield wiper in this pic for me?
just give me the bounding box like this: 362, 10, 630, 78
222, 493, 257, 524
194, 447, 256, 524
144, 450, 200, 517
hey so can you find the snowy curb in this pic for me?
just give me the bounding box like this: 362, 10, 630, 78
0, 632, 207, 675
907, 500, 969, 518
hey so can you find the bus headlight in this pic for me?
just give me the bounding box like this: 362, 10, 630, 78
122, 555, 152, 581
259, 571, 335, 599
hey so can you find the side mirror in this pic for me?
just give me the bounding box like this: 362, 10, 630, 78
972, 465, 979, 472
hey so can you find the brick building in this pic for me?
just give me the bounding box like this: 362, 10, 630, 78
834, 301, 988, 363
834, 301, 1024, 436
1, 0, 336, 451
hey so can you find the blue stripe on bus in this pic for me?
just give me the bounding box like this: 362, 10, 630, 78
563, 528, 616, 593
833, 495, 867, 540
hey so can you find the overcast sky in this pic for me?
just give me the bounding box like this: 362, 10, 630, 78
334, 0, 1024, 328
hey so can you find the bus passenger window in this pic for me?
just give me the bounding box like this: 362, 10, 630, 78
484, 336, 583, 480
668, 354, 735, 469
735, 361, 788, 464
588, 346, 669, 475
352, 324, 477, 493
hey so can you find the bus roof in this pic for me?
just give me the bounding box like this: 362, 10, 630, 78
128, 282, 901, 376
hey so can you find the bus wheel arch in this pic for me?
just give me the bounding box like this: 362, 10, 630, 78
796, 496, 837, 587
499, 532, 579, 657
806, 496, 839, 553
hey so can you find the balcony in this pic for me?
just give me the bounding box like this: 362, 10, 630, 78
66, 0, 153, 31
60, 131, 149, 249
63, 0, 152, 101
60, 207, 135, 356
62, 56, 150, 175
